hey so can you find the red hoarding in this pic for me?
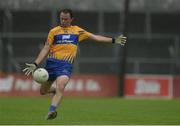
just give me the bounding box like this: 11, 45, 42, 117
0, 73, 178, 98
0, 74, 118, 97
0, 74, 40, 96
64, 75, 118, 97
124, 75, 173, 98
172, 76, 180, 98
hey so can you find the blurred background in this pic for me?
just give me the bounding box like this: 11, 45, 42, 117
0, 0, 180, 98
1, 0, 180, 74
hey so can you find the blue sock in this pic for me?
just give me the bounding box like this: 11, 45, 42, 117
49, 105, 56, 112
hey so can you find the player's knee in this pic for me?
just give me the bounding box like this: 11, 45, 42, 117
57, 84, 66, 92
56, 76, 69, 93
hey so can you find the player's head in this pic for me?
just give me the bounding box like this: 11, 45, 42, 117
59, 9, 73, 27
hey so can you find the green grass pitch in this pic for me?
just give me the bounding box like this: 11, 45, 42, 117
0, 96, 180, 125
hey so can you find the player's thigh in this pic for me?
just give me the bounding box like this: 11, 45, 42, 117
40, 81, 53, 93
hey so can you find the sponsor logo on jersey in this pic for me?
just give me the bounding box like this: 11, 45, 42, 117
62, 35, 71, 40
54, 34, 78, 45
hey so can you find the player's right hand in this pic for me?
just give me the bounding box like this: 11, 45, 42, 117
23, 63, 37, 76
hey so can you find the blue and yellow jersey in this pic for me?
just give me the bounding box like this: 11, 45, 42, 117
47, 25, 92, 63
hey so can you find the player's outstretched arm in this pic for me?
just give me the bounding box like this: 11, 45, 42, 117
23, 42, 50, 76
89, 34, 127, 46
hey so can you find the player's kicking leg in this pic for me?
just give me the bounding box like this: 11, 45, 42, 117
40, 81, 55, 95
45, 75, 69, 120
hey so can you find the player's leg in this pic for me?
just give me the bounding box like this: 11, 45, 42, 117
46, 75, 69, 120
40, 81, 55, 95
51, 75, 69, 106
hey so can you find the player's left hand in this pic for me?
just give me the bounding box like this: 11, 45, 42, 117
23, 63, 37, 76
115, 35, 127, 46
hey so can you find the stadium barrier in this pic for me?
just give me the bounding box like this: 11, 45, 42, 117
125, 75, 173, 98
0, 73, 180, 98
0, 73, 118, 97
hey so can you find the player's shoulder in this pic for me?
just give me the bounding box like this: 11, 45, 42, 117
49, 26, 61, 33
71, 25, 91, 35
71, 25, 83, 30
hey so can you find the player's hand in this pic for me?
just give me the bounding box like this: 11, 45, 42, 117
115, 35, 127, 46
23, 63, 38, 76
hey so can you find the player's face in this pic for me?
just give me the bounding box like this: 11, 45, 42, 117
60, 12, 73, 27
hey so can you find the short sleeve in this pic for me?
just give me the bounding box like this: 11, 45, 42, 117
47, 30, 54, 45
76, 26, 92, 42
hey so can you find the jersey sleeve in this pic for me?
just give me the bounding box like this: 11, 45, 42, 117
76, 26, 92, 42
47, 29, 54, 45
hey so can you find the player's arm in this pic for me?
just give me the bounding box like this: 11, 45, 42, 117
89, 34, 127, 46
23, 28, 53, 76
34, 41, 50, 65
23, 41, 50, 76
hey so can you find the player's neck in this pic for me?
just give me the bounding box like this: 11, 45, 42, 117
60, 25, 71, 28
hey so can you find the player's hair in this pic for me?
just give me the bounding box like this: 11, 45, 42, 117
60, 9, 73, 18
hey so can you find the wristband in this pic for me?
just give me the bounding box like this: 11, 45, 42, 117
34, 62, 38, 67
